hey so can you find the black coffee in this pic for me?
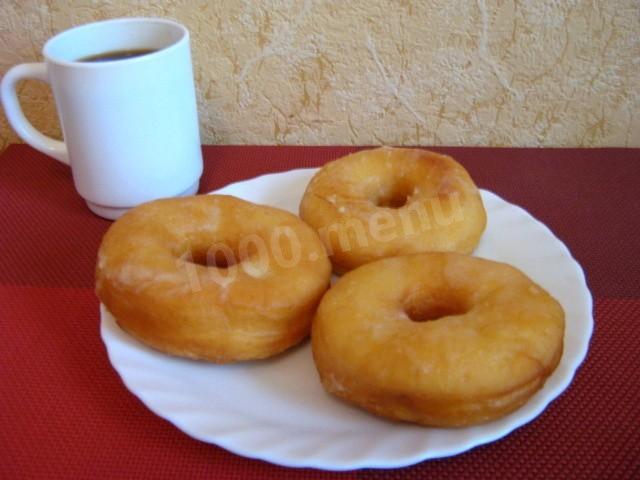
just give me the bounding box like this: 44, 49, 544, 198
78, 48, 157, 62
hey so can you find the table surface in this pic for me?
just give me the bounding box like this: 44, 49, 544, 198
1, 144, 639, 479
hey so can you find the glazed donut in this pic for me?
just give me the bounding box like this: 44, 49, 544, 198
96, 195, 331, 362
312, 252, 565, 427
299, 147, 486, 272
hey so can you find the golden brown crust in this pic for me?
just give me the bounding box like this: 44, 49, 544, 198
299, 147, 487, 273
96, 195, 332, 362
311, 252, 565, 427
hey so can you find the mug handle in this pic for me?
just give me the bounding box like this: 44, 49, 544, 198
1, 63, 68, 164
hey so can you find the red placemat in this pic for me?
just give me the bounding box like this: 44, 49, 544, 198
1, 144, 639, 479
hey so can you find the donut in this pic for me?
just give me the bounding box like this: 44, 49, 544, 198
299, 147, 487, 273
96, 195, 332, 363
312, 252, 565, 427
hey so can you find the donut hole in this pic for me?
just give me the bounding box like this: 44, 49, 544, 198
375, 183, 413, 209
404, 290, 469, 322
377, 193, 408, 209
186, 245, 237, 269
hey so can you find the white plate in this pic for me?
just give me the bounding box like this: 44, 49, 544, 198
100, 168, 593, 470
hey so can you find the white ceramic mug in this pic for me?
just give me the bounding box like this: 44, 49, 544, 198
1, 17, 203, 219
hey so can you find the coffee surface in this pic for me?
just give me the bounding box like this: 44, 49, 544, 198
78, 48, 157, 62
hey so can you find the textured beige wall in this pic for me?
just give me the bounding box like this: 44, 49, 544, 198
1, 0, 639, 151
